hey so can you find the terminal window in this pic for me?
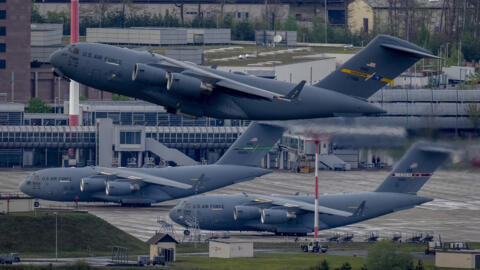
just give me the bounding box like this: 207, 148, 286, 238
120, 131, 141, 144
0, 26, 5, 36
0, 10, 5, 19
0, 43, 4, 52
0, 60, 5, 69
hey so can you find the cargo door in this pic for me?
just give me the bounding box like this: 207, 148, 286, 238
475, 255, 480, 269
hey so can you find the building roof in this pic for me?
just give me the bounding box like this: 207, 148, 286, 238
146, 233, 178, 245
364, 0, 444, 8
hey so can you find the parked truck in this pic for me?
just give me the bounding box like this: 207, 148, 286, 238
300, 241, 328, 253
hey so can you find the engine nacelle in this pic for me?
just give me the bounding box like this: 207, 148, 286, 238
233, 206, 260, 221
166, 72, 210, 99
80, 176, 106, 192
105, 182, 140, 196
132, 63, 167, 86
261, 209, 296, 224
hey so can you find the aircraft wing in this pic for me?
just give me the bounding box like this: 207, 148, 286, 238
94, 167, 192, 189
248, 194, 353, 217
155, 54, 284, 101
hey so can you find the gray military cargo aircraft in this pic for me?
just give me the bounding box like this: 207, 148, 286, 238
19, 122, 284, 206
49, 35, 437, 120
169, 142, 453, 235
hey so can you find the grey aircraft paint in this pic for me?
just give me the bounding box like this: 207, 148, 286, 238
169, 142, 453, 235
49, 35, 436, 120
19, 122, 285, 206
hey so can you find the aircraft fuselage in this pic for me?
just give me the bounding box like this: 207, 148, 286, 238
19, 165, 270, 205
169, 193, 431, 234
49, 43, 384, 120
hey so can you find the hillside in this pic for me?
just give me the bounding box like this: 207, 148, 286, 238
0, 210, 147, 256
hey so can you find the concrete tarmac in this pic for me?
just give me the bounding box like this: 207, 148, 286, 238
1, 168, 479, 242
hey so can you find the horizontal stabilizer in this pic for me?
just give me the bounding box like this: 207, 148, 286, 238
380, 43, 440, 59
314, 35, 437, 99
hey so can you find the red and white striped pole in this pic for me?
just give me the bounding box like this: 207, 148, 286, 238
69, 0, 80, 158
314, 140, 319, 239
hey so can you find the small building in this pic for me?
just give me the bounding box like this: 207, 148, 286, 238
435, 250, 480, 269
165, 49, 204, 65
146, 233, 178, 262
209, 240, 253, 258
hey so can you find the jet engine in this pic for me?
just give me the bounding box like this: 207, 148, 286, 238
105, 182, 140, 196
166, 72, 211, 99
261, 209, 296, 224
132, 63, 168, 86
80, 177, 106, 192
233, 206, 260, 221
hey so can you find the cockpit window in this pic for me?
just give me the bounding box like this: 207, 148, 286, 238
68, 45, 79, 55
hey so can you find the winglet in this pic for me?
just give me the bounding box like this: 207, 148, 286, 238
276, 80, 306, 101
353, 200, 366, 217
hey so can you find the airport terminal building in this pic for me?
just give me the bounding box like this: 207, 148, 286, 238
0, 88, 479, 168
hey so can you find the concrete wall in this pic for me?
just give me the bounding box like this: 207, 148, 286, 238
0, 199, 33, 213
348, 0, 373, 33
97, 118, 114, 167
165, 49, 203, 65
435, 251, 480, 269
209, 241, 253, 258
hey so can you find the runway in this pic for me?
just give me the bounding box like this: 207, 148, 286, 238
1, 168, 479, 242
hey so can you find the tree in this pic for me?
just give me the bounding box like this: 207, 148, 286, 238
339, 262, 352, 270
319, 259, 329, 270
309, 259, 329, 270
31, 1, 44, 23
112, 94, 130, 101
367, 240, 413, 270
415, 260, 424, 270
25, 98, 52, 113
279, 16, 298, 31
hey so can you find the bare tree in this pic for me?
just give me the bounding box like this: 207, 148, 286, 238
175, 0, 185, 26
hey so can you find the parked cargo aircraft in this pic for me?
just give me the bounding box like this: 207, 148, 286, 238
169, 142, 453, 235
19, 122, 284, 206
49, 35, 437, 120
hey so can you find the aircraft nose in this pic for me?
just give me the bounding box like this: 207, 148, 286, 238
169, 204, 184, 224
19, 178, 29, 194
49, 49, 62, 67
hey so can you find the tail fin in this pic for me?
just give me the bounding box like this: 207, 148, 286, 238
216, 122, 285, 166
375, 142, 454, 194
314, 35, 439, 99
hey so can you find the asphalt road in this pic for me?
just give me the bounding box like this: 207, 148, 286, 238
1, 168, 479, 242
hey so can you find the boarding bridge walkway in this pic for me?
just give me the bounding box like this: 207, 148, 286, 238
145, 137, 198, 166
318, 154, 349, 171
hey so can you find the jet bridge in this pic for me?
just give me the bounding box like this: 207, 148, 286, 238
145, 137, 198, 166
318, 154, 349, 171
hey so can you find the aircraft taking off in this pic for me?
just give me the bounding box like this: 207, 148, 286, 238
50, 35, 437, 120
169, 142, 453, 235
19, 122, 285, 206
